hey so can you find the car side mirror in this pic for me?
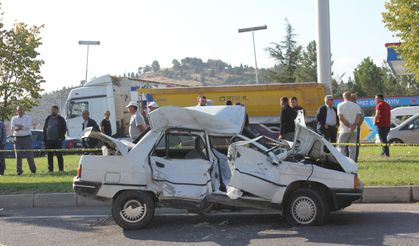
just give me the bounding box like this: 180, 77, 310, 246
408, 124, 415, 130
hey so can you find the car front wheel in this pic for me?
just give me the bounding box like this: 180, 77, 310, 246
285, 188, 328, 226
112, 191, 155, 230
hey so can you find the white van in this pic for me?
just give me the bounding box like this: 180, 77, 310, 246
391, 106, 419, 126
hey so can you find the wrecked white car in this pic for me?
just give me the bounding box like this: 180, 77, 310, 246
73, 106, 363, 230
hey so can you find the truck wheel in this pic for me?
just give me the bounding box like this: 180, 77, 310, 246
112, 191, 155, 230
285, 188, 328, 226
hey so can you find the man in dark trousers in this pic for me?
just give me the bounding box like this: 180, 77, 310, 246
316, 95, 339, 143
100, 110, 112, 136
81, 110, 100, 148
43, 106, 67, 172
0, 120, 6, 176
279, 97, 297, 141
374, 94, 391, 157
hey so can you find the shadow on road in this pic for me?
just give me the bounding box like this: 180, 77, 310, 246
122, 210, 419, 245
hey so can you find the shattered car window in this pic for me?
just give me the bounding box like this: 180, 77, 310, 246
152, 133, 208, 160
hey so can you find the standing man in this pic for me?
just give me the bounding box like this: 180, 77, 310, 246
374, 94, 391, 157
147, 101, 159, 113
279, 97, 297, 141
316, 95, 339, 143
81, 110, 100, 148
0, 119, 6, 176
126, 102, 147, 141
100, 110, 112, 136
337, 92, 362, 161
11, 106, 36, 175
351, 93, 364, 162
290, 96, 305, 113
43, 105, 67, 172
197, 96, 207, 106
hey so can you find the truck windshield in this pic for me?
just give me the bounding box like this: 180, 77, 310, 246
68, 101, 89, 119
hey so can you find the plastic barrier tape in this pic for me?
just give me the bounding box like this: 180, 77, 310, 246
0, 148, 101, 153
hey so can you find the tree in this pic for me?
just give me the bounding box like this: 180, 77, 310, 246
151, 60, 160, 73
265, 19, 302, 83
295, 40, 317, 82
0, 8, 45, 121
172, 59, 181, 69
353, 57, 385, 96
382, 0, 419, 79
143, 65, 152, 73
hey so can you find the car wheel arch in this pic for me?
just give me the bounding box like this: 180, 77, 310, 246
113, 189, 158, 202
282, 181, 335, 211
388, 138, 403, 144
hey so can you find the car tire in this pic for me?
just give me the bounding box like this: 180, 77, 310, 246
285, 188, 329, 226
112, 191, 155, 230
388, 138, 403, 144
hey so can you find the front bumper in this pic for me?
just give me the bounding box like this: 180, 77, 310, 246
331, 182, 363, 210
73, 177, 101, 197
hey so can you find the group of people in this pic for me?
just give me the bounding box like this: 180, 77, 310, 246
0, 105, 69, 176
278, 92, 391, 161
0, 100, 161, 176
0, 92, 392, 176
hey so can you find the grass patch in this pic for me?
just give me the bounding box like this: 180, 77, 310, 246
0, 155, 80, 193
0, 146, 418, 193
357, 146, 419, 186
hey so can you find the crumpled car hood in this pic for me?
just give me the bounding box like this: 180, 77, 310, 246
291, 123, 358, 174
81, 127, 133, 156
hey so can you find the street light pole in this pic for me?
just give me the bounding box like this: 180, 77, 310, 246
238, 25, 267, 84
78, 40, 100, 83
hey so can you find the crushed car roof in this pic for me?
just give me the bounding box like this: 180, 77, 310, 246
148, 106, 245, 135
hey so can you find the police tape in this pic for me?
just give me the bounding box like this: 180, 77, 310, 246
0, 148, 102, 153
0, 143, 417, 153
331, 143, 419, 147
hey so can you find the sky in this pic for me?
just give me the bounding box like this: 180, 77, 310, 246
1, 0, 396, 92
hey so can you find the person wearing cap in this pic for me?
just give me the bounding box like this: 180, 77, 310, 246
126, 102, 147, 141
147, 101, 159, 113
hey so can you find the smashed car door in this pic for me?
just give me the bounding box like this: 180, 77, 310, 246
149, 129, 212, 200
227, 138, 284, 200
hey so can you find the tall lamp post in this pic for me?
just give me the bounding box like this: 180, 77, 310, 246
238, 25, 267, 84
78, 40, 100, 83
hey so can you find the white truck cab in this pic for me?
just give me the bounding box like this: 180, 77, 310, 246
66, 75, 140, 138
73, 106, 362, 229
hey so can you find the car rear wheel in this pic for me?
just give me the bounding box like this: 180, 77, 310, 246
112, 191, 155, 230
285, 188, 328, 226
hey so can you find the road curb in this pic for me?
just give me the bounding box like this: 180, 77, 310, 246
0, 186, 418, 208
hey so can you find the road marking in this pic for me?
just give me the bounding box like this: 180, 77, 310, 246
0, 214, 110, 220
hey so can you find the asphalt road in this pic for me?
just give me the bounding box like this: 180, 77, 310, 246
0, 203, 418, 246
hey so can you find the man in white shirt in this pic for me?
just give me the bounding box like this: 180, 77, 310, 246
126, 102, 147, 141
11, 106, 36, 175
337, 92, 362, 161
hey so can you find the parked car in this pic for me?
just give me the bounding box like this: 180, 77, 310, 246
73, 106, 363, 230
4, 130, 44, 158
376, 113, 419, 144
4, 130, 83, 158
